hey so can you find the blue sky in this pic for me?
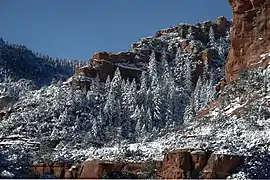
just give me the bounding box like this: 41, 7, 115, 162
0, 0, 232, 60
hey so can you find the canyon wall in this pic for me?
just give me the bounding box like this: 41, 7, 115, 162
226, 0, 270, 82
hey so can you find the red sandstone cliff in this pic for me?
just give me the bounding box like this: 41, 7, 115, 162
29, 150, 245, 179
226, 0, 270, 82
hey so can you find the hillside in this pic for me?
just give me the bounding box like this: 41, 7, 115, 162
0, 0, 270, 179
0, 38, 86, 87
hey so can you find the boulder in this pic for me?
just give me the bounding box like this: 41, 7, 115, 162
78, 160, 125, 178
29, 163, 72, 178
214, 16, 230, 37
121, 162, 146, 176
201, 153, 245, 179
158, 149, 194, 179
190, 150, 211, 171
158, 149, 244, 179
92, 52, 110, 61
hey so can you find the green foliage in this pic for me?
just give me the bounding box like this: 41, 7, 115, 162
39, 138, 60, 155
138, 160, 157, 179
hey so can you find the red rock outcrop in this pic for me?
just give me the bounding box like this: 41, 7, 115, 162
157, 149, 195, 179
121, 162, 146, 176
73, 52, 141, 85
156, 16, 230, 43
79, 160, 126, 178
92, 52, 136, 63
226, 0, 270, 82
29, 149, 245, 179
157, 149, 245, 179
29, 163, 79, 178
29, 160, 152, 179
202, 153, 245, 178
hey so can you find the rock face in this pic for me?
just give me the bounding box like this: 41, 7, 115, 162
29, 160, 151, 179
226, 0, 270, 82
201, 153, 245, 178
75, 52, 142, 82
156, 16, 230, 42
29, 149, 244, 179
29, 163, 79, 178
157, 149, 245, 179
79, 160, 125, 179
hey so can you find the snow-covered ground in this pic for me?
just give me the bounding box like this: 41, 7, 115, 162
115, 62, 143, 71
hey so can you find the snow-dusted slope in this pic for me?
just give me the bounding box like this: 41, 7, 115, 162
0, 38, 86, 87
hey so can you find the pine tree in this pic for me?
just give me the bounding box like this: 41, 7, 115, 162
103, 90, 114, 126
138, 71, 148, 106
187, 26, 195, 40
194, 76, 202, 112
152, 83, 163, 128
173, 49, 184, 86
182, 56, 193, 94
104, 75, 111, 95
122, 79, 137, 115
183, 94, 195, 123
132, 105, 143, 140
148, 51, 158, 90
162, 58, 175, 127
110, 67, 122, 97
146, 108, 153, 132
162, 58, 171, 83
91, 117, 99, 138
209, 26, 215, 45
0, 37, 5, 46
90, 74, 100, 93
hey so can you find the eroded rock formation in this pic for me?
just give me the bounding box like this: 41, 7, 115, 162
29, 149, 244, 179
74, 52, 142, 83
29, 163, 79, 178
29, 160, 152, 179
157, 149, 245, 179
226, 0, 270, 82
